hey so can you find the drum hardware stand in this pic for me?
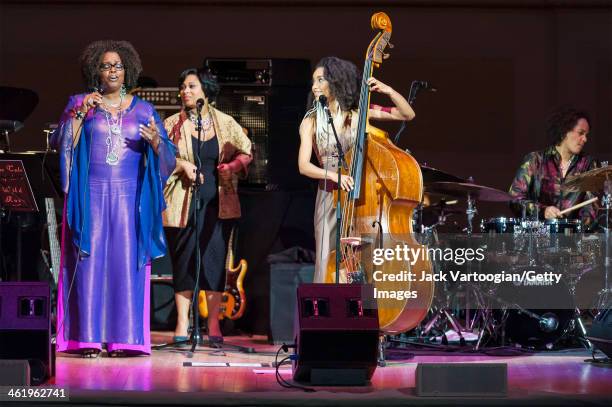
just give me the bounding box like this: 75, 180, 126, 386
519, 200, 544, 267
571, 307, 593, 350
414, 277, 495, 348
595, 179, 612, 311
419, 183, 491, 347
547, 268, 593, 350
464, 193, 477, 235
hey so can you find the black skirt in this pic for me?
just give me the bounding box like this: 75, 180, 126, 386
166, 200, 232, 293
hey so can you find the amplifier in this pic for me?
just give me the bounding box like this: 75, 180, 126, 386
269, 263, 315, 344
131, 87, 180, 121
204, 58, 310, 87
134, 58, 311, 188
205, 59, 311, 188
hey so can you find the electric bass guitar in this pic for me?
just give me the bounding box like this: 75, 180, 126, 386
199, 226, 247, 320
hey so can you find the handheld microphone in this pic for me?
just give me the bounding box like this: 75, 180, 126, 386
94, 86, 104, 94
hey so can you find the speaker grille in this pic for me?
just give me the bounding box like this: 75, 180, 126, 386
214, 90, 269, 185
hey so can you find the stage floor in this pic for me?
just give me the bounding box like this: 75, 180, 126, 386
44, 332, 612, 406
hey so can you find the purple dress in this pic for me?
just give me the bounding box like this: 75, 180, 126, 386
53, 95, 176, 355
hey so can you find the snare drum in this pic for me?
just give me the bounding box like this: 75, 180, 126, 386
480, 217, 521, 234
544, 219, 583, 234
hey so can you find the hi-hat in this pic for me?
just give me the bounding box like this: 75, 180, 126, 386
426, 181, 513, 202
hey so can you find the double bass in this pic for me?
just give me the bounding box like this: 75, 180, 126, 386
324, 12, 434, 334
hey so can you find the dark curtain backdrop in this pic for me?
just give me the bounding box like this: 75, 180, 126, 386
1, 1, 610, 210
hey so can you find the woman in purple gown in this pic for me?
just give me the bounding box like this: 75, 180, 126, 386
51, 40, 176, 357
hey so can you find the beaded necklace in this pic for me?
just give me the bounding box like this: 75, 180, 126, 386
103, 94, 124, 166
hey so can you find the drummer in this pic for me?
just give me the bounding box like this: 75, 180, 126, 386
509, 107, 600, 229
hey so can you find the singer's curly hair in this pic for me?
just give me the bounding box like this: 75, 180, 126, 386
178, 68, 220, 104
307, 56, 361, 111
79, 40, 142, 91
546, 107, 591, 146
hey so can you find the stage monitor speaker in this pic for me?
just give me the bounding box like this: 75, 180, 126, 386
587, 308, 612, 358
292, 283, 379, 385
204, 58, 311, 189
416, 363, 507, 397
0, 282, 53, 385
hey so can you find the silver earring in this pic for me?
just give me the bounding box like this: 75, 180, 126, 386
120, 84, 127, 98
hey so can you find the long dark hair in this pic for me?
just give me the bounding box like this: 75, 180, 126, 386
79, 40, 142, 91
307, 56, 360, 111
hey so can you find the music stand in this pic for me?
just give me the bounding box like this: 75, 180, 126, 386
0, 159, 38, 281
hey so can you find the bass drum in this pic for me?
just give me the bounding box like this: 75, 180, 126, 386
495, 266, 574, 348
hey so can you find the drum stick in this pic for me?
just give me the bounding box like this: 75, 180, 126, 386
558, 197, 598, 215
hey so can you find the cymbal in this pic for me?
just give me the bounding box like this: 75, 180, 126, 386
563, 166, 612, 193
420, 165, 465, 184
426, 181, 513, 202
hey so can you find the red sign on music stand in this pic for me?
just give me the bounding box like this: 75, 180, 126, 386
0, 160, 38, 212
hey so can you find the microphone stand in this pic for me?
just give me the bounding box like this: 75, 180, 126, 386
323, 102, 347, 284
393, 81, 420, 145
152, 104, 204, 353
189, 103, 205, 353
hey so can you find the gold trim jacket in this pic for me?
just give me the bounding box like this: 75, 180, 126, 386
162, 107, 252, 227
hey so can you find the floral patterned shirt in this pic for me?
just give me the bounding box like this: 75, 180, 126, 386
509, 146, 599, 227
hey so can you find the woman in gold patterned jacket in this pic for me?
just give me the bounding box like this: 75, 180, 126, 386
162, 68, 252, 345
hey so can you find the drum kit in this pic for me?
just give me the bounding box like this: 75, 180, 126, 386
409, 163, 612, 349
